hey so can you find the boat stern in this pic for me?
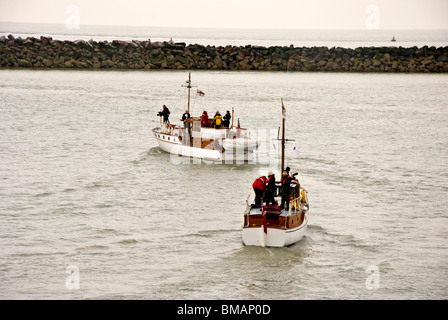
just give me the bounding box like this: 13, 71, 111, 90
242, 227, 287, 247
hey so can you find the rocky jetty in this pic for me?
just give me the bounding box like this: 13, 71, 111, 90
1, 34, 447, 72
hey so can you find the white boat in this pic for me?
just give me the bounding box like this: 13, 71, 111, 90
242, 99, 310, 247
152, 73, 259, 163
152, 122, 256, 162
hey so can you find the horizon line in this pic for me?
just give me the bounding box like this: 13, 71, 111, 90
1, 20, 448, 32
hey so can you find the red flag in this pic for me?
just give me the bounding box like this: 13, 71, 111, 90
236, 119, 241, 137
291, 143, 300, 157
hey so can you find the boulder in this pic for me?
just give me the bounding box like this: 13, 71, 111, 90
17, 59, 31, 67
213, 56, 223, 68
372, 59, 382, 67
316, 60, 326, 67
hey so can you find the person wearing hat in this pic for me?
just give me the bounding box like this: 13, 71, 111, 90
281, 171, 295, 210
265, 171, 276, 205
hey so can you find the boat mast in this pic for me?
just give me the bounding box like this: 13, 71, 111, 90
281, 98, 286, 174
187, 72, 191, 113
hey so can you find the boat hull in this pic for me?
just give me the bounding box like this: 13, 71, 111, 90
242, 202, 309, 247
152, 128, 257, 162
242, 215, 308, 247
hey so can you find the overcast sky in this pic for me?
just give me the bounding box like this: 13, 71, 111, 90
1, 0, 447, 30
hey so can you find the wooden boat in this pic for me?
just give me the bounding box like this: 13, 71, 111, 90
152, 73, 259, 162
391, 35, 396, 42
242, 99, 310, 247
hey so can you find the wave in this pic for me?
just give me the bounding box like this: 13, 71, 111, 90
34, 191, 54, 197
116, 239, 138, 245
75, 244, 109, 252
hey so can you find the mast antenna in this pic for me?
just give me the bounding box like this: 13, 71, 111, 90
281, 98, 286, 174
181, 72, 198, 114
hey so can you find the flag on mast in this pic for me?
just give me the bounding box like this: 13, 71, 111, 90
291, 143, 300, 157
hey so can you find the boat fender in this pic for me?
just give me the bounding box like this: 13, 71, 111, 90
292, 198, 299, 210
301, 190, 307, 203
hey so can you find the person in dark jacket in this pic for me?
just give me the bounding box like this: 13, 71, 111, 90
160, 105, 170, 123
223, 110, 231, 128
181, 109, 190, 121
281, 171, 295, 210
265, 171, 276, 205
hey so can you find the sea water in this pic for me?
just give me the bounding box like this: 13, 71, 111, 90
1, 69, 447, 299
1, 21, 448, 300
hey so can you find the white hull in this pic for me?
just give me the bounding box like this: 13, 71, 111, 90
152, 129, 256, 162
242, 214, 308, 247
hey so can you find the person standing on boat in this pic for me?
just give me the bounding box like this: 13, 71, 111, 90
252, 176, 267, 208
161, 105, 170, 123
223, 110, 231, 128
285, 166, 308, 193
182, 109, 190, 121
181, 109, 190, 145
213, 111, 223, 129
281, 171, 296, 210
284, 166, 308, 206
265, 171, 276, 205
201, 111, 209, 127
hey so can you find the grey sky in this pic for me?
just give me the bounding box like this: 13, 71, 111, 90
1, 0, 447, 29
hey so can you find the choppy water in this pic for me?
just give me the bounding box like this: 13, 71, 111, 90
0, 69, 447, 299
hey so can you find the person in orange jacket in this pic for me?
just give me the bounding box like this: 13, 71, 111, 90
252, 175, 267, 208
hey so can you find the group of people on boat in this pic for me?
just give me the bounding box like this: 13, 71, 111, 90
158, 105, 171, 123
159, 105, 232, 130
252, 167, 307, 210
201, 110, 231, 129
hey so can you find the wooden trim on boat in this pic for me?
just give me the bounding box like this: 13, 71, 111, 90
243, 210, 306, 230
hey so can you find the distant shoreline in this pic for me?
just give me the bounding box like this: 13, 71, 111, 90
1, 34, 447, 72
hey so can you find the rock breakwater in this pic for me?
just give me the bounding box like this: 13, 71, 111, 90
1, 35, 448, 72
